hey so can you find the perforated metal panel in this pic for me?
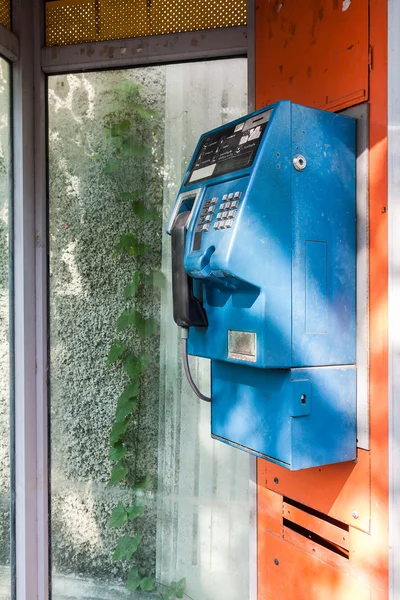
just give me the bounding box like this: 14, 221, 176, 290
46, 0, 247, 47
0, 0, 10, 29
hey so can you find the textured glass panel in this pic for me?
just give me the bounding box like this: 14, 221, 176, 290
0, 57, 11, 599
49, 59, 248, 600
46, 0, 247, 46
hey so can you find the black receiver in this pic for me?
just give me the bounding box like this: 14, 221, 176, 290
171, 211, 208, 329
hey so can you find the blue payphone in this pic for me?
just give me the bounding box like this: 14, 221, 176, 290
167, 100, 356, 471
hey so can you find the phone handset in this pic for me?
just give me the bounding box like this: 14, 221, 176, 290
171, 211, 210, 403
171, 211, 208, 328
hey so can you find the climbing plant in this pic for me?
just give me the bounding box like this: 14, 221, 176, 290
104, 79, 186, 599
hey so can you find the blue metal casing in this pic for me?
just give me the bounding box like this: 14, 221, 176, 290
167, 100, 357, 470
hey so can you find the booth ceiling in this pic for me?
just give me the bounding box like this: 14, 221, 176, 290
45, 0, 247, 47
0, 0, 10, 29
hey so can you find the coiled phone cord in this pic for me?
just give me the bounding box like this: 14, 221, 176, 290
181, 328, 211, 403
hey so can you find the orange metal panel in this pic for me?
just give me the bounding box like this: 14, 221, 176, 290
283, 503, 350, 550
255, 0, 369, 111
257, 473, 283, 538
283, 527, 349, 572
366, 0, 389, 597
264, 450, 371, 533
258, 532, 371, 600
255, 0, 389, 597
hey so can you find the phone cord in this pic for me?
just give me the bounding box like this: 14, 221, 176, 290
181, 329, 211, 403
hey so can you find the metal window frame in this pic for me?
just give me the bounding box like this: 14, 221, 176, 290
12, 0, 49, 597
41, 25, 248, 74
10, 4, 254, 599
388, 0, 400, 597
0, 23, 18, 62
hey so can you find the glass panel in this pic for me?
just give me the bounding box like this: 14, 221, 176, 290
49, 59, 248, 600
0, 57, 12, 599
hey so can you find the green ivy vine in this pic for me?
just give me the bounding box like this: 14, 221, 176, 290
104, 79, 186, 599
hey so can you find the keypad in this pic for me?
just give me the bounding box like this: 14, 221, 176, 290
194, 191, 243, 236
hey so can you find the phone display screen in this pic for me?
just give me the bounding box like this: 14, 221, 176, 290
186, 110, 272, 185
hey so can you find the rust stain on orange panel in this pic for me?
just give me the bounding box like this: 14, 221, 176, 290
255, 0, 369, 110
258, 533, 371, 600
265, 450, 371, 533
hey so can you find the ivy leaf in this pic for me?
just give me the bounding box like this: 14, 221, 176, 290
176, 578, 186, 597
123, 354, 141, 379
132, 201, 160, 222
106, 340, 126, 366
120, 190, 144, 201
134, 473, 152, 491
125, 567, 141, 592
163, 579, 186, 600
116, 311, 131, 332
112, 534, 141, 561
121, 136, 151, 158
120, 380, 140, 401
116, 307, 145, 333
124, 272, 141, 299
110, 416, 131, 444
114, 233, 136, 255
108, 460, 129, 487
109, 442, 127, 463
161, 588, 174, 600
131, 309, 146, 330
144, 270, 166, 289
127, 241, 149, 257
129, 103, 156, 119
126, 505, 145, 521
139, 352, 151, 372
115, 81, 141, 95
116, 395, 138, 422
140, 576, 156, 591
143, 316, 159, 337
104, 158, 121, 173
111, 120, 130, 136
109, 503, 127, 528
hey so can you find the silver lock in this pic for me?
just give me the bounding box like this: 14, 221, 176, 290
293, 154, 307, 171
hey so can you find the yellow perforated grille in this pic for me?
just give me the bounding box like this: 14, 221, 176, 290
0, 0, 11, 29
46, 0, 247, 47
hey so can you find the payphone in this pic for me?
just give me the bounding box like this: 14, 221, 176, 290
167, 100, 356, 470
